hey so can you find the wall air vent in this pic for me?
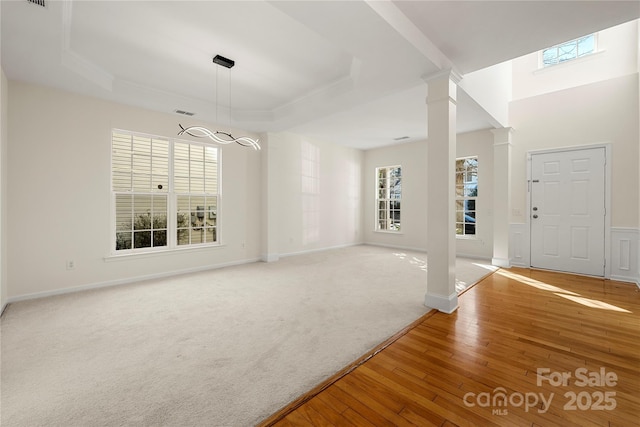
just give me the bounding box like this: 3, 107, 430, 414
174, 109, 195, 116
27, 0, 46, 7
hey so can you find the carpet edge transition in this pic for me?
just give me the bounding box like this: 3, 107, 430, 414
256, 308, 439, 427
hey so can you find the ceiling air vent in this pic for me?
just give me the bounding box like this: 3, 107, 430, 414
174, 109, 195, 116
27, 0, 46, 7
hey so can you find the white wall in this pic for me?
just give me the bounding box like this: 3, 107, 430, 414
265, 131, 363, 256
509, 73, 639, 228
363, 140, 428, 251
0, 0, 6, 313
0, 69, 7, 312
362, 134, 494, 259
6, 82, 366, 300
459, 61, 512, 127
456, 130, 494, 259
509, 19, 639, 283
512, 20, 638, 101
7, 81, 262, 300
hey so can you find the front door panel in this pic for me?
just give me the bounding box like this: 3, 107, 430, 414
530, 148, 605, 276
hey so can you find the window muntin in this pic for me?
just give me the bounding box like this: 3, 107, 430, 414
112, 129, 220, 253
175, 143, 219, 246
376, 166, 401, 232
542, 34, 596, 67
456, 157, 477, 236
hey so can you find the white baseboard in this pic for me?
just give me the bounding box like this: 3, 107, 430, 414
457, 253, 493, 262
6, 257, 262, 305
491, 257, 510, 268
365, 242, 427, 253
279, 242, 362, 258
261, 254, 280, 263
610, 275, 640, 288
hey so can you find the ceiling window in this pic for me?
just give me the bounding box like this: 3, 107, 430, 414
542, 34, 596, 67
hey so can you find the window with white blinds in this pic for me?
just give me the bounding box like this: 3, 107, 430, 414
111, 129, 220, 253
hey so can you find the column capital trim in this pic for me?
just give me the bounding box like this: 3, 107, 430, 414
490, 127, 514, 135
422, 68, 463, 85
493, 141, 513, 148
491, 127, 514, 145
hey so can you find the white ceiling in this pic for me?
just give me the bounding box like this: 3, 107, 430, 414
2, 0, 638, 150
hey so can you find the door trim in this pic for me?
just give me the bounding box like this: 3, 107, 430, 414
526, 143, 611, 278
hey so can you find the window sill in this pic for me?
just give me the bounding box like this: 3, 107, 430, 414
456, 235, 478, 240
104, 243, 226, 262
373, 230, 403, 235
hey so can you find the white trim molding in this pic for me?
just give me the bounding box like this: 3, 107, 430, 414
509, 223, 530, 267
610, 228, 639, 286
6, 257, 261, 305
424, 291, 459, 314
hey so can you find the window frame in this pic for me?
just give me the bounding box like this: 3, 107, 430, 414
375, 165, 402, 233
540, 33, 597, 68
455, 156, 477, 238
110, 128, 222, 256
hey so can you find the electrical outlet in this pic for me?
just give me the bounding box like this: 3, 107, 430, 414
66, 260, 75, 270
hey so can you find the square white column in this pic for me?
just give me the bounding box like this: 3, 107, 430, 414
424, 70, 460, 314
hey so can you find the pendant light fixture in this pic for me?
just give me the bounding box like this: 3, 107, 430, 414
178, 55, 260, 150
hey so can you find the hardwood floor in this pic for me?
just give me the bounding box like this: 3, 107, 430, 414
259, 268, 640, 427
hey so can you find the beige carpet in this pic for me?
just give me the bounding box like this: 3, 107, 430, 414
1, 245, 496, 426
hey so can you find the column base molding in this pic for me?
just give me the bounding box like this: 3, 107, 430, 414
261, 254, 279, 263
492, 257, 510, 268
424, 292, 459, 314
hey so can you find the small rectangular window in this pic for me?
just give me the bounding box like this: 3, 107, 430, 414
542, 34, 596, 67
375, 165, 402, 232
456, 157, 477, 236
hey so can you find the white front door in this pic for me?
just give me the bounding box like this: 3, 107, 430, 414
530, 147, 605, 276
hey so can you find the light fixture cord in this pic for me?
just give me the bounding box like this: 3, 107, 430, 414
215, 64, 219, 126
